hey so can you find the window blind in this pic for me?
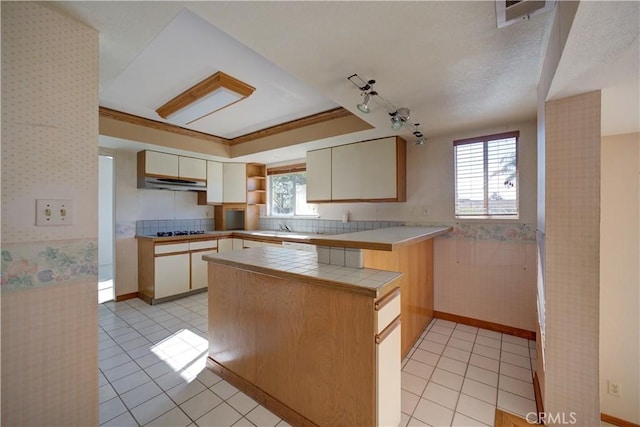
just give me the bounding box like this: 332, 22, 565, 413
454, 131, 519, 217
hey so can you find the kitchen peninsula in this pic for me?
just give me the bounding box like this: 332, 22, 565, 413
203, 226, 449, 426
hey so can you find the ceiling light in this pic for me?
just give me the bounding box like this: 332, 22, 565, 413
347, 73, 427, 145
357, 90, 377, 114
390, 115, 403, 130
390, 107, 411, 130
156, 71, 255, 125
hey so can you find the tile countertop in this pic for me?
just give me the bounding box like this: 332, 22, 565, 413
203, 246, 402, 298
136, 226, 452, 251
135, 231, 232, 242
308, 226, 452, 251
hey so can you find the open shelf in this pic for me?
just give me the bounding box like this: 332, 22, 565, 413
246, 163, 266, 229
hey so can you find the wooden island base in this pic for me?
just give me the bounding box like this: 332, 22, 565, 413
364, 238, 434, 358
205, 258, 402, 427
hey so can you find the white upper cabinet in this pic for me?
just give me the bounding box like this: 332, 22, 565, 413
306, 148, 332, 202
144, 150, 179, 177
313, 136, 405, 202
331, 142, 363, 201
359, 138, 399, 200
223, 163, 247, 203
178, 156, 207, 181
205, 160, 223, 204
140, 150, 206, 181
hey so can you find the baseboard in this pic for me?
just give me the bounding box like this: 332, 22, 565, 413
601, 413, 640, 427
115, 292, 138, 302
533, 372, 544, 421
495, 409, 535, 426
433, 311, 536, 340
206, 357, 317, 427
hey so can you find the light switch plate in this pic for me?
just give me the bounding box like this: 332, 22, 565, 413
36, 199, 73, 225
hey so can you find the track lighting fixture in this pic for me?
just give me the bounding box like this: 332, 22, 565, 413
347, 73, 426, 145
390, 107, 411, 130
357, 91, 377, 114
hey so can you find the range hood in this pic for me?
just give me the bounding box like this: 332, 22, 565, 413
140, 177, 206, 192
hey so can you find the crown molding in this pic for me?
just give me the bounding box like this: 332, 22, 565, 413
99, 106, 353, 146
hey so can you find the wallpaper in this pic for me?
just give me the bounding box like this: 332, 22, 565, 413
1, 239, 98, 292
1, 3, 99, 426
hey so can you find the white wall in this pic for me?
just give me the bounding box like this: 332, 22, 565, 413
1, 2, 99, 424
600, 132, 640, 424
98, 155, 114, 266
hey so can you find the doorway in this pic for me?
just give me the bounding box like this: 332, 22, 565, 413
98, 153, 115, 303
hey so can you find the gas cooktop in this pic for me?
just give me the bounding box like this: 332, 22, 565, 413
156, 230, 206, 237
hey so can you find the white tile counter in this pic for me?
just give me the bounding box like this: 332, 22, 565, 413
203, 246, 402, 297
309, 226, 451, 251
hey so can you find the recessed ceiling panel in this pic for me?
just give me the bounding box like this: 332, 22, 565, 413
99, 8, 338, 139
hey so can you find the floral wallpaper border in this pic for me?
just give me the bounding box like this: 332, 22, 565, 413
441, 222, 536, 241
1, 238, 98, 293
116, 221, 136, 239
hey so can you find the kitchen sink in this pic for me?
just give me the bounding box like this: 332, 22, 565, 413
247, 231, 321, 239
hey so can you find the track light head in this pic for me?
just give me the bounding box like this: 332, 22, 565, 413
390, 115, 403, 130
357, 90, 377, 114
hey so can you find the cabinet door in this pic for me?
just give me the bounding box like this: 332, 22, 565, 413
232, 238, 244, 251
145, 151, 179, 177
218, 238, 243, 252
217, 238, 233, 253
223, 163, 247, 203
360, 137, 398, 200
376, 325, 401, 427
375, 288, 401, 427
179, 156, 207, 181
306, 148, 332, 202
331, 143, 363, 201
206, 161, 223, 204
191, 249, 218, 290
154, 253, 190, 299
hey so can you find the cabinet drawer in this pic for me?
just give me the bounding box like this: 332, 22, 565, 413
189, 240, 218, 251
155, 243, 189, 255
375, 288, 401, 334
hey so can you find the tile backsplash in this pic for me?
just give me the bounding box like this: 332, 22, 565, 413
259, 217, 405, 234
136, 218, 214, 236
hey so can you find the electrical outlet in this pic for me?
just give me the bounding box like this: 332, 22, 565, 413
36, 199, 73, 226
608, 381, 622, 397
422, 206, 429, 216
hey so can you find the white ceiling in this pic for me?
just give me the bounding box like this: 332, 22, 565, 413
44, 1, 636, 163
98, 8, 338, 139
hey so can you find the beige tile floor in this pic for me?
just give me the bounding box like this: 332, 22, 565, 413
399, 318, 537, 426
99, 293, 538, 426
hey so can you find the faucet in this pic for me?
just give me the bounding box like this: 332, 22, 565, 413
279, 223, 291, 232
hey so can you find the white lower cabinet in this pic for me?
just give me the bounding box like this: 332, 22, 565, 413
218, 238, 244, 252
191, 249, 218, 290
377, 324, 401, 427
154, 253, 190, 299
375, 289, 401, 427
190, 240, 218, 290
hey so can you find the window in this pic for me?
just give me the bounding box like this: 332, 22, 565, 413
454, 131, 519, 218
267, 166, 317, 216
